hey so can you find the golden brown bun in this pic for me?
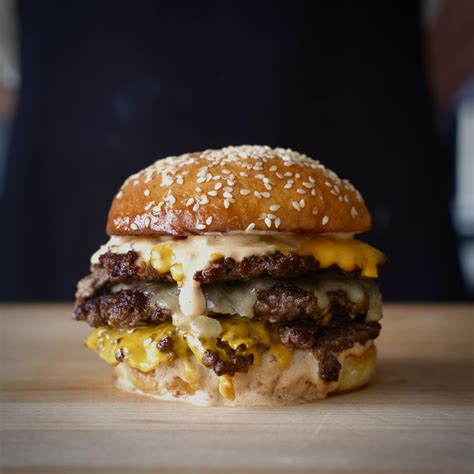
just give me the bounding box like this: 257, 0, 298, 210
115, 343, 376, 407
107, 145, 371, 236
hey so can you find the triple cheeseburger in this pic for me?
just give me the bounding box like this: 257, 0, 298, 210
74, 145, 386, 406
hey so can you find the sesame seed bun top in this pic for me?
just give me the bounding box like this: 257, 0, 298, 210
106, 145, 371, 236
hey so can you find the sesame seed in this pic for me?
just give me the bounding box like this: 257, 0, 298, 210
200, 195, 209, 205
312, 207, 318, 215
275, 217, 281, 228
322, 216, 329, 225
129, 146, 363, 225
299, 199, 305, 208
246, 223, 256, 231
167, 194, 176, 205
292, 201, 301, 211
223, 191, 233, 199
258, 213, 267, 220
264, 217, 272, 228
185, 198, 195, 206
196, 223, 206, 230
267, 213, 276, 219
144, 189, 150, 196
130, 223, 138, 230
269, 204, 280, 211
206, 216, 213, 225
350, 206, 358, 218
192, 203, 200, 211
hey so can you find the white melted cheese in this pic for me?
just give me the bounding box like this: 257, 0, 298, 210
113, 274, 383, 338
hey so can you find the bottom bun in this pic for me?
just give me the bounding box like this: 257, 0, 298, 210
115, 342, 377, 406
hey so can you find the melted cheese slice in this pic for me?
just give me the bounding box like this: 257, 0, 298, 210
86, 316, 292, 401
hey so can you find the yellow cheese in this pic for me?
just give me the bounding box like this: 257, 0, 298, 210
295, 237, 385, 278
218, 375, 235, 401
85, 316, 293, 400
86, 323, 181, 372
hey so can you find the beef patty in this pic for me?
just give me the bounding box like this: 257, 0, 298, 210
279, 317, 381, 381
74, 289, 171, 328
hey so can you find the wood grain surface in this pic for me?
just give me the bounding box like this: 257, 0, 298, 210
0, 303, 473, 474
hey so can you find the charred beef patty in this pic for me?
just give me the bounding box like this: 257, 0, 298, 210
74, 289, 171, 328
202, 350, 254, 377
99, 251, 141, 278
75, 281, 369, 328
279, 317, 381, 381
194, 252, 320, 283
254, 283, 320, 323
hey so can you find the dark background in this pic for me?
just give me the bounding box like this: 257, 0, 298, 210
0, 1, 467, 301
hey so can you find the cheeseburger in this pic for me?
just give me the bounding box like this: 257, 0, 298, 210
74, 145, 386, 406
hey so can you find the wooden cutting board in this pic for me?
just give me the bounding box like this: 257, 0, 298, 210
1, 303, 473, 473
